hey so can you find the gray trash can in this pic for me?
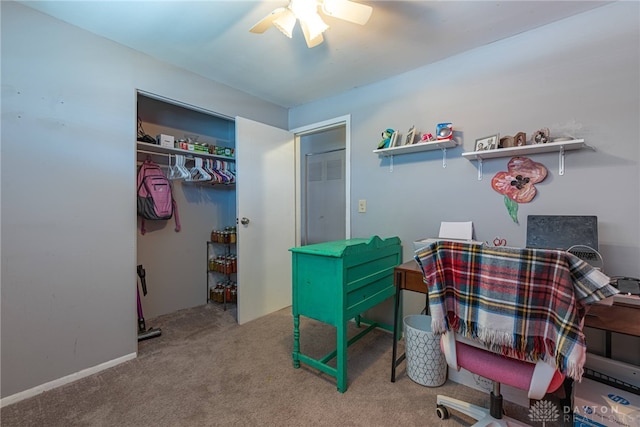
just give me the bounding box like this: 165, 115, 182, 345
403, 314, 447, 387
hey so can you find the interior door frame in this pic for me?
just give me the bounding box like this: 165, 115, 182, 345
291, 115, 351, 246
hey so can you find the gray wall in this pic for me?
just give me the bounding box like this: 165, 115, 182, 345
1, 1, 287, 399
290, 2, 640, 364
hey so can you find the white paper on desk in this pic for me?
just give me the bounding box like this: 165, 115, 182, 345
439, 221, 473, 240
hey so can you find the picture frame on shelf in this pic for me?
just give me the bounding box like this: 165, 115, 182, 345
388, 131, 399, 148
404, 126, 416, 146
475, 134, 499, 152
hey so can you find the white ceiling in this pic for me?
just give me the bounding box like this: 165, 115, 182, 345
20, 1, 610, 108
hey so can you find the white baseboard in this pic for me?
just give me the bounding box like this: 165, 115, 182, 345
0, 352, 137, 408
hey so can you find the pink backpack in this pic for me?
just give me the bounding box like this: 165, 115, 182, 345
137, 159, 180, 235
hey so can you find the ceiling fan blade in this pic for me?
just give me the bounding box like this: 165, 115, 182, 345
321, 0, 372, 25
301, 21, 324, 48
249, 7, 287, 33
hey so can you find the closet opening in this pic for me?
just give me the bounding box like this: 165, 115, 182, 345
135, 91, 237, 330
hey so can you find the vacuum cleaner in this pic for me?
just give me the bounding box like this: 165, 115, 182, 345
136, 264, 162, 341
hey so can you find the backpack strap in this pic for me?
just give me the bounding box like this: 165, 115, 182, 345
173, 200, 181, 232
140, 217, 147, 235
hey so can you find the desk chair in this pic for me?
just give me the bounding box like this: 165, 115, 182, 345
415, 241, 617, 427
436, 332, 565, 426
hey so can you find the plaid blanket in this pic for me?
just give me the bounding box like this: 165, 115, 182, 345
415, 241, 618, 381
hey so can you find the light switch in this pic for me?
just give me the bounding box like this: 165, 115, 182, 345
358, 199, 367, 213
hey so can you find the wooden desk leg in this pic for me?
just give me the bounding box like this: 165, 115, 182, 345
292, 313, 300, 369
391, 271, 403, 382
561, 377, 574, 417
337, 320, 348, 392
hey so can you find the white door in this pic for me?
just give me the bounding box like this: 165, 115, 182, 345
235, 117, 295, 325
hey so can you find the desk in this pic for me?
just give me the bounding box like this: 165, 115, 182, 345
390, 260, 426, 382
290, 236, 401, 392
585, 300, 640, 358
390, 260, 640, 381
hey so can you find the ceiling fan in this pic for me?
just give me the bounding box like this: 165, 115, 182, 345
250, 0, 373, 48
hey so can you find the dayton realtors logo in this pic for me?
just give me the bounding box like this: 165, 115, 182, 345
528, 396, 638, 426
528, 400, 560, 426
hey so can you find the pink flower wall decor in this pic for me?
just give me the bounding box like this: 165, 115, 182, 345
491, 157, 548, 223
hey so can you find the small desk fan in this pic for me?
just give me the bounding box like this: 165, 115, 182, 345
567, 244, 604, 271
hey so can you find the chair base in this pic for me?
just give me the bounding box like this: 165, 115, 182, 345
436, 395, 531, 427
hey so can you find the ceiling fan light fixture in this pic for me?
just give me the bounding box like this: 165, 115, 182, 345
290, 0, 319, 20
250, 0, 371, 48
300, 21, 324, 48
301, 12, 329, 41
273, 9, 297, 38
322, 0, 372, 25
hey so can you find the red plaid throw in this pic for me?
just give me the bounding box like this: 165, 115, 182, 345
415, 241, 618, 381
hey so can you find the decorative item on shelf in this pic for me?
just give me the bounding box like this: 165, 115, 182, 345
436, 122, 453, 141
420, 133, 435, 143
475, 134, 500, 151
499, 135, 514, 148
377, 128, 395, 149
404, 125, 416, 146
388, 131, 399, 148
491, 156, 548, 224
532, 127, 550, 144
499, 132, 527, 149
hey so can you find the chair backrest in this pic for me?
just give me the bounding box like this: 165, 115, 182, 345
415, 240, 617, 388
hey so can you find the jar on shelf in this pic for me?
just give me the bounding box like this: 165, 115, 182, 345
225, 284, 232, 303
213, 283, 225, 303
230, 282, 237, 303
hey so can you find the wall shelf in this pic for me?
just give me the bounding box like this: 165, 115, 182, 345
373, 139, 457, 170
461, 139, 588, 180
373, 138, 457, 156
136, 141, 235, 161
461, 139, 585, 161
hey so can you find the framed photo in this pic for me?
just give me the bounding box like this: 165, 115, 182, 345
388, 131, 399, 148
475, 134, 499, 152
404, 126, 416, 146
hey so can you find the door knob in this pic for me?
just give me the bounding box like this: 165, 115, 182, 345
240, 217, 250, 225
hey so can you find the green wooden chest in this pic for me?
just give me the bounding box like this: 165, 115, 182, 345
289, 235, 402, 392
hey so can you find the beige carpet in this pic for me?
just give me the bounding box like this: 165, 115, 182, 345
1, 304, 570, 426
